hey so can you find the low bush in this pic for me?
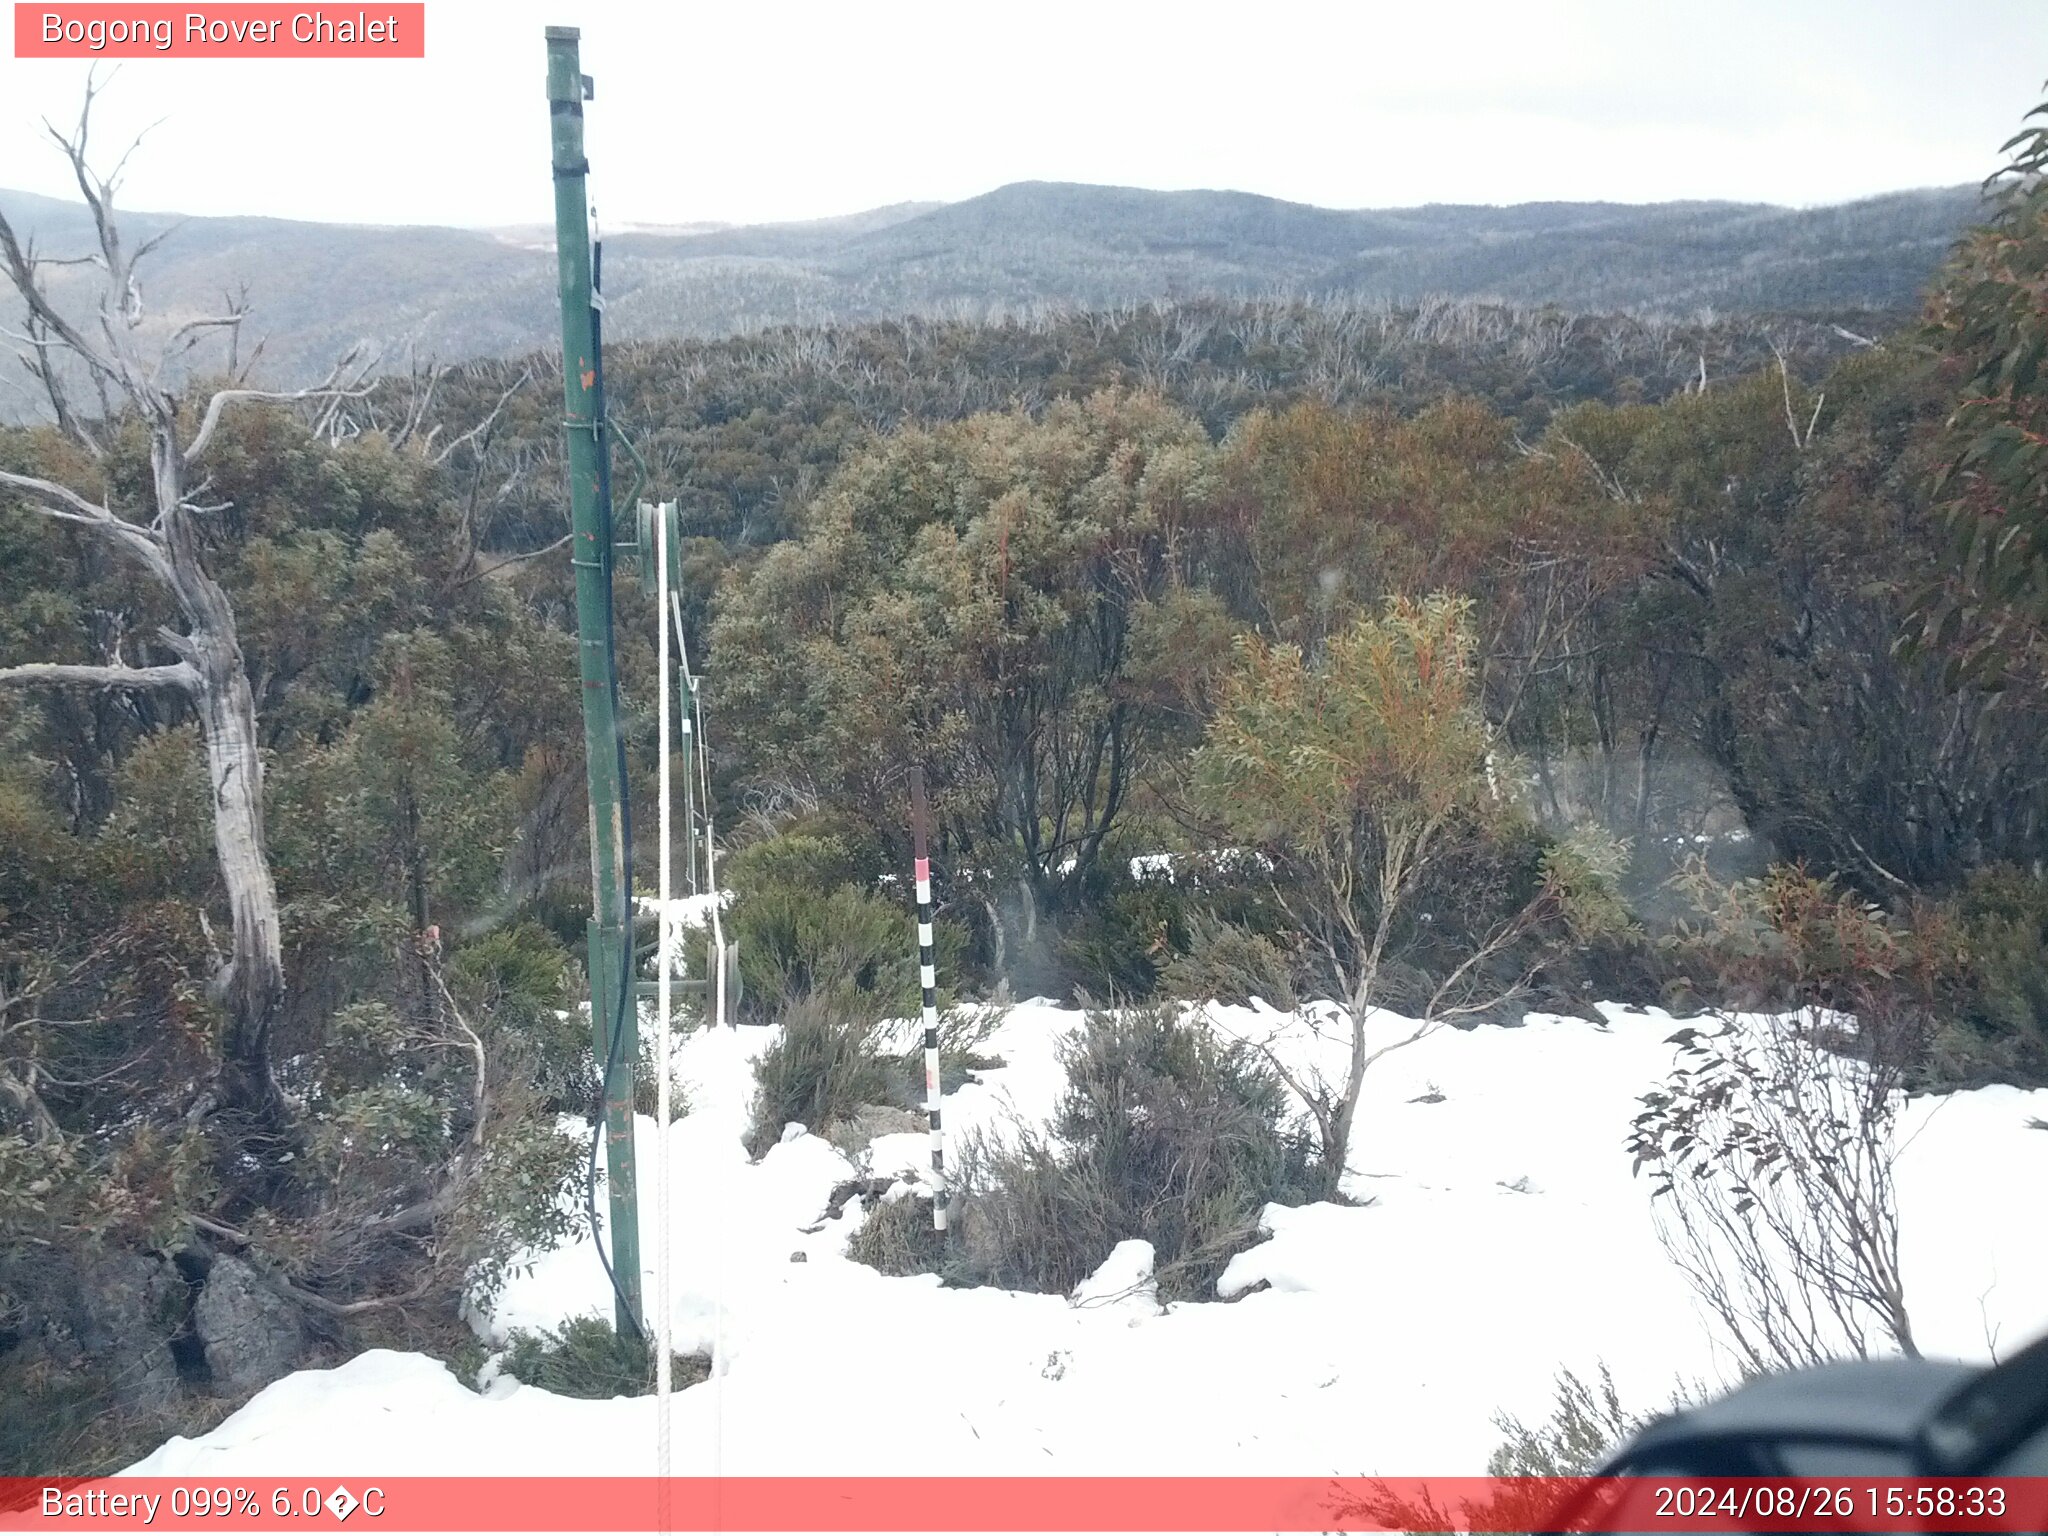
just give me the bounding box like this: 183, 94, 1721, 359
744, 991, 895, 1158
1052, 877, 1191, 1001
731, 883, 915, 1019
446, 921, 587, 1111
722, 828, 879, 900
0, 1352, 126, 1477
1942, 864, 2048, 1086
1157, 911, 1298, 1011
1487, 1362, 1649, 1477
719, 830, 967, 1023
497, 1315, 708, 1400
844, 1190, 956, 1278
888, 1006, 1004, 1101
1641, 866, 1936, 1372
1343, 1362, 1684, 1536
857, 1006, 1315, 1301
633, 1027, 691, 1123
0, 1339, 241, 1477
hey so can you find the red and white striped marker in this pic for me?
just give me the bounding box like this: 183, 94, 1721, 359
909, 767, 946, 1232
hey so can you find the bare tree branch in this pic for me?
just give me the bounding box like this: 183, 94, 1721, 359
1773, 341, 1824, 452
181, 1215, 438, 1317
0, 659, 197, 692
443, 532, 573, 592
0, 467, 174, 581
185, 347, 373, 463
431, 365, 531, 466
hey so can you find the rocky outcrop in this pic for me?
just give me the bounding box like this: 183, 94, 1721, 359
191, 1255, 309, 1397
0, 1247, 185, 1412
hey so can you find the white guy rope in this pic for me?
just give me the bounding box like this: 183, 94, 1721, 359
667, 550, 727, 1471
654, 503, 674, 1497
669, 586, 729, 1028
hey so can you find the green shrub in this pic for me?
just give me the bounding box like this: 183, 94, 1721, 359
715, 820, 975, 1021
888, 1006, 1004, 1101
1044, 1006, 1315, 1290
1920, 1009, 2037, 1091
1487, 1362, 1647, 1477
865, 1006, 1315, 1301
447, 921, 588, 1110
634, 1027, 692, 1122
1158, 911, 1298, 1011
1950, 864, 2048, 1081
1053, 878, 1190, 1001
744, 991, 895, 1158
450, 920, 574, 1011
731, 883, 915, 1018
453, 1062, 585, 1309
844, 1190, 955, 1278
723, 829, 874, 901
497, 1315, 708, 1400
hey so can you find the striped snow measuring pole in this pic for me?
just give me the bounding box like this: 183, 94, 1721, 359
910, 767, 947, 1232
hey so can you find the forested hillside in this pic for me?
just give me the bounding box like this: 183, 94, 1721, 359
3, 98, 2046, 1478
0, 180, 1981, 401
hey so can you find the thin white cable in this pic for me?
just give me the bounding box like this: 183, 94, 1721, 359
673, 588, 729, 1029
654, 505, 674, 1500
672, 587, 728, 1479
671, 596, 698, 900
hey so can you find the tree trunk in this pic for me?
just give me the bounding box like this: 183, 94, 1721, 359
157, 442, 286, 1122
1324, 1091, 1361, 1198
979, 894, 1008, 981
194, 641, 286, 1118
1321, 1006, 1372, 1196
1015, 875, 1039, 949
1592, 660, 1619, 827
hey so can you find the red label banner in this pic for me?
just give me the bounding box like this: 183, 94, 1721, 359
13, 5, 425, 57
1, 1477, 2045, 1532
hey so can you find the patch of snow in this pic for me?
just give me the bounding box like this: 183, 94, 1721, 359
1071, 1239, 1157, 1313
126, 993, 2048, 1479
1127, 848, 1277, 884
634, 891, 728, 929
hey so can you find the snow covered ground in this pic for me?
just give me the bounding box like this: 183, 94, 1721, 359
128, 995, 2048, 1479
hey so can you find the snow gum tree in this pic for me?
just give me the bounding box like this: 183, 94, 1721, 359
1909, 93, 2048, 690
1193, 594, 1569, 1191
711, 390, 1234, 983
0, 90, 368, 1127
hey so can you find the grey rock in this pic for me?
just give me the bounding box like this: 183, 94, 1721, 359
0, 1247, 185, 1412
193, 1255, 307, 1395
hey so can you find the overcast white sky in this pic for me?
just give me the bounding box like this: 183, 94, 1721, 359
2, 0, 2043, 229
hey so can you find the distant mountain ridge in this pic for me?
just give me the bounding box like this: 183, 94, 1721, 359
0, 179, 1985, 398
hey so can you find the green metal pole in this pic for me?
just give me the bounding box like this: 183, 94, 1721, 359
546, 24, 641, 1336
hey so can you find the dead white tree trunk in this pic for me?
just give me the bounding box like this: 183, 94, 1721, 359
0, 81, 369, 1121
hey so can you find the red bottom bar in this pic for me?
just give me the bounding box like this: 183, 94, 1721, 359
2, 1477, 2044, 1532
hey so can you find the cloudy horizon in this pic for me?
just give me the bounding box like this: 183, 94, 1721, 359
0, 0, 2042, 232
